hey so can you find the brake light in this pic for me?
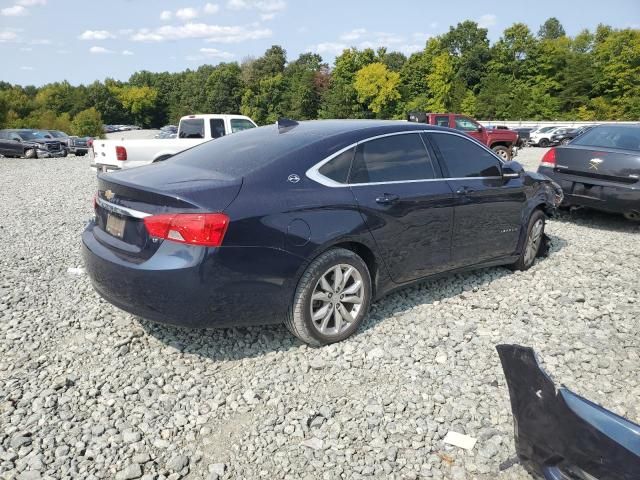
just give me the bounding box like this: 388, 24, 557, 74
540, 148, 556, 168
143, 213, 229, 247
115, 146, 127, 161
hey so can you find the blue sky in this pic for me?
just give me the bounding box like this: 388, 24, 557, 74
2, 0, 639, 86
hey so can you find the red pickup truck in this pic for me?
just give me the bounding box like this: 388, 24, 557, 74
407, 112, 518, 160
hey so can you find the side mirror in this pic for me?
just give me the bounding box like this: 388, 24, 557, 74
477, 126, 484, 132
502, 160, 524, 179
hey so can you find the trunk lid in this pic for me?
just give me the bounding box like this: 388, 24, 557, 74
554, 145, 640, 184
94, 163, 242, 261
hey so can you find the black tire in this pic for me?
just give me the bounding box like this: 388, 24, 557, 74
285, 248, 372, 346
61, 149, 68, 157
539, 138, 550, 148
492, 145, 511, 160
561, 138, 571, 146
24, 148, 37, 159
510, 210, 546, 271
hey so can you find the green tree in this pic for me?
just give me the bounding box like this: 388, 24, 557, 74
205, 63, 244, 114
71, 108, 104, 137
538, 18, 566, 40
283, 53, 327, 119
354, 62, 401, 116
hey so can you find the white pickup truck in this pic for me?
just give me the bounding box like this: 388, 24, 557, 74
90, 114, 257, 171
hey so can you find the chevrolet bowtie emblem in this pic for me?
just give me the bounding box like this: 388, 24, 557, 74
589, 158, 603, 170
104, 189, 115, 200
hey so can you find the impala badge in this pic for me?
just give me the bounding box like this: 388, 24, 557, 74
104, 189, 115, 200
589, 158, 603, 170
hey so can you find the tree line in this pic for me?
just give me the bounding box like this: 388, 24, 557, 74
1, 18, 638, 138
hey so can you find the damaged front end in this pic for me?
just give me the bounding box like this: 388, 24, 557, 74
496, 345, 640, 480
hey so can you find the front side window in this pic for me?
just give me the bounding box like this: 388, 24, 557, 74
210, 119, 226, 139
179, 119, 205, 139
349, 133, 435, 184
318, 148, 354, 184
454, 117, 481, 132
429, 133, 501, 178
230, 119, 256, 133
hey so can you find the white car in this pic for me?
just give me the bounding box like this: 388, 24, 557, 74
90, 114, 257, 172
529, 126, 566, 147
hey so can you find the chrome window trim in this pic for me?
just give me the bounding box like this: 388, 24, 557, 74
96, 196, 151, 219
306, 129, 505, 188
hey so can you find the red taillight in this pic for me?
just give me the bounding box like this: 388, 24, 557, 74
87, 138, 93, 148
115, 146, 127, 161
143, 213, 229, 247
540, 147, 556, 168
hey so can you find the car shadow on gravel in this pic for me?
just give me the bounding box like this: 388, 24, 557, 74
138, 233, 568, 360
556, 208, 640, 233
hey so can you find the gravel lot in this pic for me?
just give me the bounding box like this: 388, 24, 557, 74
1, 147, 639, 480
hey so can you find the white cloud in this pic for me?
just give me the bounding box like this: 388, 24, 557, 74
204, 3, 220, 14
79, 30, 116, 40
57, 49, 70, 54
260, 12, 275, 21
20, 65, 34, 70
1, 5, 28, 16
477, 13, 497, 28
89, 46, 113, 54
176, 7, 199, 21
340, 28, 366, 41
122, 50, 134, 55
227, 0, 285, 12
131, 23, 272, 43
199, 47, 234, 58
0, 31, 18, 42
30, 38, 51, 44
17, 0, 46, 5
399, 44, 424, 55
411, 32, 432, 42
20, 46, 32, 51
375, 32, 403, 45
309, 42, 347, 55
160, 10, 172, 21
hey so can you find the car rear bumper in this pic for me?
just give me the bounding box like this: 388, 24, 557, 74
82, 222, 304, 328
538, 166, 640, 214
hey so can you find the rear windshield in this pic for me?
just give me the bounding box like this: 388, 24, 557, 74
572, 126, 640, 151
170, 125, 315, 178
179, 119, 204, 139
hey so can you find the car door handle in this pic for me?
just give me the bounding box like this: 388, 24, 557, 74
455, 186, 475, 195
375, 193, 400, 205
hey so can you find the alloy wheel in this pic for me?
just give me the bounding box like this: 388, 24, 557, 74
310, 264, 364, 336
524, 219, 544, 266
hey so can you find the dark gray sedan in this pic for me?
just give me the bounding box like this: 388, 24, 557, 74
538, 124, 640, 221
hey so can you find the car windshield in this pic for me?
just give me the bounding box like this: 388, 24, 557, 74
571, 126, 640, 151
538, 127, 556, 133
17, 130, 47, 140
48, 131, 66, 138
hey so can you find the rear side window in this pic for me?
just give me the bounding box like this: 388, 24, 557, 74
210, 119, 226, 139
179, 119, 204, 139
429, 133, 501, 178
435, 116, 449, 127
572, 126, 640, 151
350, 133, 435, 184
230, 119, 256, 133
318, 148, 354, 183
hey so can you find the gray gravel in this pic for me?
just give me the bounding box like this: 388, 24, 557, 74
1, 148, 639, 479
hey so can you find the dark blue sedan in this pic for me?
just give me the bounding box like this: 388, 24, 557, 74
83, 120, 562, 345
